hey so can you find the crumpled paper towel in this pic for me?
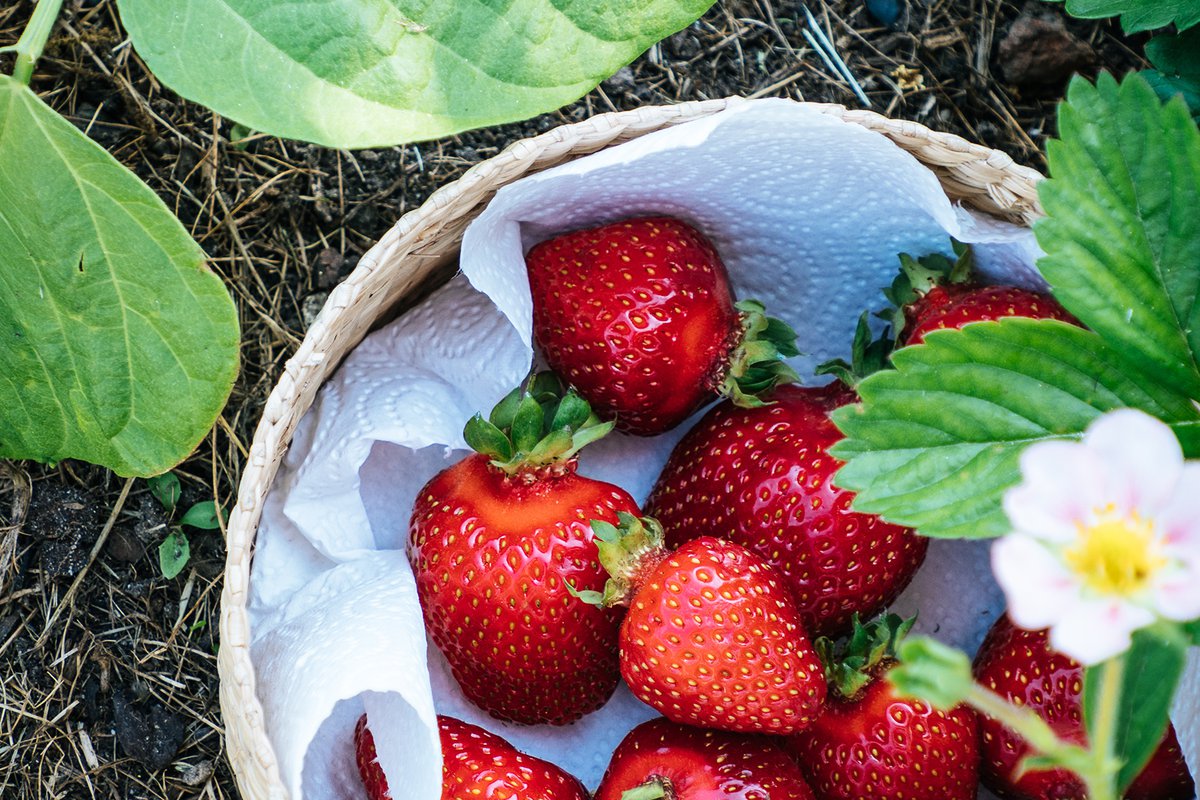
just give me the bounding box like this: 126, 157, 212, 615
247, 98, 1198, 798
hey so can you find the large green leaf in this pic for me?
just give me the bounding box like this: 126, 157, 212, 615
116, 0, 714, 148
830, 319, 1200, 539
1058, 0, 1200, 31
1083, 624, 1189, 793
0, 77, 239, 477
1037, 73, 1200, 400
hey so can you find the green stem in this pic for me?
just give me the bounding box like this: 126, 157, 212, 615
621, 779, 670, 800
963, 683, 1117, 797
1083, 656, 1125, 800
8, 0, 66, 84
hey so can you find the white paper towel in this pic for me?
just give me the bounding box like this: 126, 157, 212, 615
248, 99, 1198, 799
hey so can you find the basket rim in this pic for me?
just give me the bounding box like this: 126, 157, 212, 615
217, 95, 1046, 800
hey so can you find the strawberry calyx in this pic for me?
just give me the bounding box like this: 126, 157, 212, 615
571, 512, 667, 608
463, 371, 614, 477
816, 613, 916, 701
621, 778, 675, 800
814, 311, 895, 389
720, 299, 802, 408
882, 240, 975, 340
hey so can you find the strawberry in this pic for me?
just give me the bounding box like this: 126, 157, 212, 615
525, 216, 799, 435
788, 614, 981, 800
408, 373, 640, 725
594, 717, 817, 800
575, 513, 827, 734
906, 285, 1078, 344
883, 242, 1076, 345
354, 714, 588, 800
646, 379, 928, 638
973, 614, 1195, 800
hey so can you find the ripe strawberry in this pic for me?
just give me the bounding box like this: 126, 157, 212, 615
646, 380, 928, 638
882, 242, 1076, 345
576, 513, 827, 734
408, 373, 640, 725
788, 615, 981, 800
594, 717, 817, 800
973, 614, 1195, 800
906, 285, 1077, 344
354, 714, 588, 800
525, 216, 799, 435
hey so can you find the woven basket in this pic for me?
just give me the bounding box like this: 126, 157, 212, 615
218, 97, 1045, 800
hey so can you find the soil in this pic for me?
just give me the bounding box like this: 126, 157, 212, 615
0, 0, 1146, 797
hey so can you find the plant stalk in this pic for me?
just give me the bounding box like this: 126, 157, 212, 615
963, 681, 1120, 799
8, 0, 66, 84
1082, 656, 1125, 800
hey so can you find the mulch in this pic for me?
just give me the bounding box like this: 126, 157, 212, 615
0, 0, 1144, 797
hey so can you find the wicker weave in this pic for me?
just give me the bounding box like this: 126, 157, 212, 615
218, 97, 1045, 800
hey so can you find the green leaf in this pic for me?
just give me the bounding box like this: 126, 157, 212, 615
1057, 0, 1200, 31
1183, 619, 1200, 645
1036, 73, 1200, 400
179, 500, 223, 530
0, 77, 239, 477
830, 318, 1200, 539
116, 0, 715, 148
889, 636, 975, 710
148, 473, 181, 514
1082, 625, 1189, 792
158, 529, 191, 580
1145, 29, 1200, 121
510, 394, 545, 454
551, 392, 591, 432
463, 414, 512, 461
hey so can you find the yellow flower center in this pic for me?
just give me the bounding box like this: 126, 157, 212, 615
1064, 506, 1167, 597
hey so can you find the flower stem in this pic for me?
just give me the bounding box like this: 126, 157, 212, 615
1082, 656, 1125, 800
8, 0, 66, 84
963, 682, 1118, 798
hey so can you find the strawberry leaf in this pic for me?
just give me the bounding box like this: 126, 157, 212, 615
831, 318, 1200, 539
1082, 623, 1189, 793
1055, 0, 1200, 32
1036, 73, 1200, 400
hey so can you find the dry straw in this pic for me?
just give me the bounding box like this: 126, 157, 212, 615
218, 97, 1044, 800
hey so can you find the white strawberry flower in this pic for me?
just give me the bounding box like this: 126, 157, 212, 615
992, 409, 1200, 665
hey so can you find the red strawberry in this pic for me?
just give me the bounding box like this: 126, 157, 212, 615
788, 615, 981, 800
646, 380, 928, 638
973, 614, 1195, 800
354, 714, 588, 800
408, 374, 639, 724
594, 717, 817, 800
906, 285, 1077, 344
525, 216, 799, 435
576, 514, 827, 734
882, 242, 1076, 345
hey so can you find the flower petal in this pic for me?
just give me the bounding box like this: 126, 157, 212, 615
992, 535, 1078, 630
1153, 555, 1200, 621
1155, 462, 1200, 551
1004, 441, 1105, 542
1083, 409, 1184, 517
1048, 599, 1155, 666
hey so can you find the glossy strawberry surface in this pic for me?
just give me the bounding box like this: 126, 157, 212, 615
905, 285, 1076, 344
619, 535, 827, 734
647, 382, 928, 638
409, 453, 639, 724
355, 714, 588, 800
788, 669, 980, 800
526, 216, 738, 435
973, 615, 1195, 800
594, 717, 817, 800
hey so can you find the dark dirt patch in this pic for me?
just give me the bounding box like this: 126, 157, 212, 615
0, 0, 1146, 797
